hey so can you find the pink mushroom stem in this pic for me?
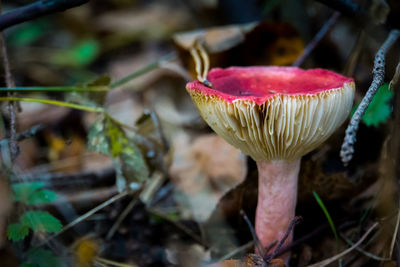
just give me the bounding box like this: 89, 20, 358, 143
255, 160, 300, 255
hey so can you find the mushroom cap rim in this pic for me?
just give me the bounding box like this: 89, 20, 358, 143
186, 66, 354, 106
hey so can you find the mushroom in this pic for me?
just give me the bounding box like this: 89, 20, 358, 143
186, 66, 355, 258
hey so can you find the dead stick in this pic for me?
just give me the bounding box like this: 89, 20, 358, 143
0, 0, 89, 31
293, 12, 340, 67
306, 222, 379, 267
0, 3, 18, 162
340, 29, 400, 165
240, 209, 265, 256
40, 190, 130, 246
264, 216, 302, 262
315, 0, 360, 16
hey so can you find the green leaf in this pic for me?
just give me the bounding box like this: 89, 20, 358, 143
51, 39, 100, 67
88, 115, 109, 154
88, 114, 150, 191
7, 223, 29, 241
28, 190, 57, 205
9, 20, 48, 47
26, 248, 62, 267
360, 83, 394, 127
106, 116, 149, 191
12, 182, 57, 205
13, 182, 44, 204
21, 211, 62, 233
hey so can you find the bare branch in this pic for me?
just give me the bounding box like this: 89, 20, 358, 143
0, 0, 89, 31
315, 0, 360, 16
0, 2, 18, 162
0, 124, 43, 147
293, 12, 340, 67
306, 222, 379, 267
340, 29, 400, 165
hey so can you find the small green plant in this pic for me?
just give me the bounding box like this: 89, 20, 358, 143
313, 191, 342, 266
352, 83, 394, 127
8, 182, 62, 267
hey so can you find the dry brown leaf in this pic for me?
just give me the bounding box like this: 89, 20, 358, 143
173, 23, 257, 53
170, 132, 247, 221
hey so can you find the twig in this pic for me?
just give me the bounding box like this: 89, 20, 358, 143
106, 197, 138, 240
14, 166, 114, 187
293, 12, 340, 67
276, 220, 358, 257
213, 241, 254, 263
0, 0, 89, 31
159, 61, 192, 82
40, 190, 130, 245
110, 52, 176, 89
0, 96, 104, 112
340, 29, 400, 165
147, 208, 206, 246
0, 86, 109, 92
0, 22, 18, 161
306, 222, 379, 267
389, 208, 400, 259
0, 124, 43, 146
264, 216, 302, 263
95, 257, 138, 267
240, 209, 265, 256
315, 0, 360, 17
340, 232, 391, 261
344, 30, 366, 77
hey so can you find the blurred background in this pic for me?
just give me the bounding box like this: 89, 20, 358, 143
0, 0, 400, 266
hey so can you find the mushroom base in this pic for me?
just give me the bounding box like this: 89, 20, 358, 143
255, 160, 300, 261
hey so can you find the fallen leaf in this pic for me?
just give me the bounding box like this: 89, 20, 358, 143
173, 22, 257, 53
170, 132, 247, 222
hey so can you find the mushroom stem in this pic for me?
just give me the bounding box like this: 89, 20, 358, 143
255, 160, 300, 257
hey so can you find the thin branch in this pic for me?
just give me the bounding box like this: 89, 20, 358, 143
390, 208, 400, 259
344, 30, 366, 77
276, 220, 358, 257
240, 209, 265, 256
0, 0, 89, 31
0, 124, 43, 146
0, 96, 104, 112
0, 86, 108, 92
105, 197, 138, 240
147, 207, 206, 246
110, 52, 176, 89
306, 222, 379, 267
213, 241, 254, 263
0, 21, 18, 162
95, 257, 138, 267
340, 232, 391, 261
14, 167, 115, 188
340, 29, 400, 165
293, 12, 340, 67
264, 216, 302, 263
315, 0, 361, 17
40, 190, 130, 245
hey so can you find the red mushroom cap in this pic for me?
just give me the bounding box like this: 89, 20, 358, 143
187, 66, 354, 105
187, 66, 355, 161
